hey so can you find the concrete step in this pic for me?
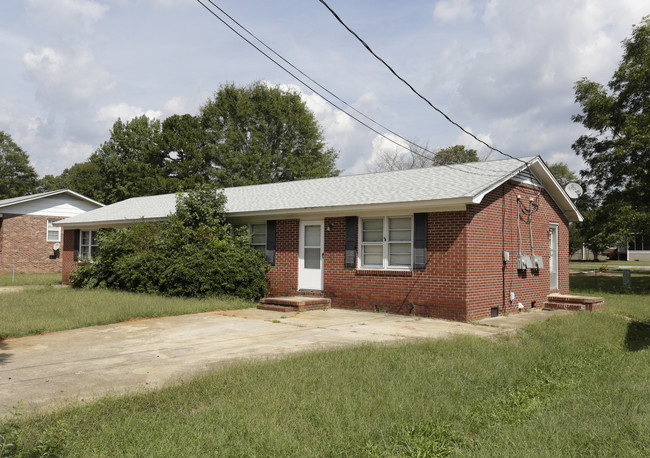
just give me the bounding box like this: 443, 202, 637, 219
544, 294, 605, 312
258, 296, 331, 312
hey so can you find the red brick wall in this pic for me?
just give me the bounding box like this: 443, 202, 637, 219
0, 214, 62, 273
265, 179, 570, 322
266, 219, 300, 296
464, 181, 570, 321
61, 229, 78, 283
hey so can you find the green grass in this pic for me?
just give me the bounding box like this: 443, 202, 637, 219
4, 312, 649, 457
570, 270, 650, 321
2, 276, 649, 456
0, 272, 61, 286
0, 288, 254, 338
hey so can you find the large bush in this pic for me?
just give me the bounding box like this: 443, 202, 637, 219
70, 186, 269, 300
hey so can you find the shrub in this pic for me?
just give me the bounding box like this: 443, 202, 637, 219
70, 185, 269, 300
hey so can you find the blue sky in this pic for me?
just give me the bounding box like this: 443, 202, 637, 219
0, 0, 646, 178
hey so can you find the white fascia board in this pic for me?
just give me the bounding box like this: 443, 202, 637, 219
528, 160, 584, 223
0, 189, 104, 210
58, 189, 105, 207
471, 160, 534, 204
55, 217, 169, 230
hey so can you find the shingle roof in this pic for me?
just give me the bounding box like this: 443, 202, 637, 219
0, 189, 104, 210
55, 156, 582, 228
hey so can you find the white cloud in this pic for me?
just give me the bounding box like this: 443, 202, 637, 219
26, 0, 109, 34
453, 128, 494, 160
433, 0, 476, 22
97, 103, 162, 124
57, 140, 94, 163
163, 96, 187, 115
23, 44, 113, 105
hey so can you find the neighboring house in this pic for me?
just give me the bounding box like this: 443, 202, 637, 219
0, 190, 104, 274
623, 233, 650, 261
56, 156, 582, 321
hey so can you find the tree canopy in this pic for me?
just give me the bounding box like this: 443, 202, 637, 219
43, 82, 340, 204
369, 144, 479, 172
0, 130, 38, 199
199, 82, 339, 187
572, 16, 650, 246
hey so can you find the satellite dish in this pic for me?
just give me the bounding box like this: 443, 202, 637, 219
52, 243, 61, 251
565, 182, 583, 199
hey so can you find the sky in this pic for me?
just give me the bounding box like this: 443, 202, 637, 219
0, 0, 646, 179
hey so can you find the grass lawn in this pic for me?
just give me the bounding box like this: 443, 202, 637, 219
0, 272, 61, 287
0, 288, 254, 339
2, 277, 649, 456
570, 270, 650, 321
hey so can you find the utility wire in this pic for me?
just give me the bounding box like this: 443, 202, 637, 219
317, 0, 529, 166
204, 0, 435, 159
195, 0, 515, 177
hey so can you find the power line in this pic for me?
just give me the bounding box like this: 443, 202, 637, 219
194, 0, 511, 177
204, 0, 435, 158
317, 0, 529, 166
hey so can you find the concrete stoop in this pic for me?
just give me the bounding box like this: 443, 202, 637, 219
258, 296, 331, 312
544, 293, 605, 312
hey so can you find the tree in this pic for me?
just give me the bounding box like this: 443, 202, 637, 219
572, 16, 650, 245
39, 161, 104, 199
70, 184, 269, 299
88, 116, 168, 204
46, 82, 339, 204
0, 130, 38, 199
200, 82, 339, 187
369, 144, 478, 172
547, 162, 579, 188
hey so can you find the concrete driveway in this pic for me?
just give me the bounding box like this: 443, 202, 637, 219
0, 308, 565, 418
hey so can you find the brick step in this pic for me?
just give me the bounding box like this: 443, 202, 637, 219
258, 296, 331, 312
544, 294, 605, 312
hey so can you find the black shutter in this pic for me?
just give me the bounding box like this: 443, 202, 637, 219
413, 213, 427, 269
345, 216, 357, 268
265, 220, 276, 266
73, 229, 80, 261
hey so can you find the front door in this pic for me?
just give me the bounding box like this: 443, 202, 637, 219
549, 223, 558, 290
299, 220, 323, 290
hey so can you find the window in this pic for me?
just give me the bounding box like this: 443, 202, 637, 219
360, 216, 412, 269
250, 223, 266, 254
80, 230, 99, 260
47, 219, 60, 242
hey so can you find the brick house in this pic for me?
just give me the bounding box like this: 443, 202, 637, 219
0, 190, 103, 274
56, 156, 582, 321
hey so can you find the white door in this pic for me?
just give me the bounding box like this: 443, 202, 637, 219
549, 223, 558, 290
299, 220, 324, 290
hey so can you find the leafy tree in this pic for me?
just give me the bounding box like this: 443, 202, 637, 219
547, 162, 578, 188
369, 144, 478, 172
46, 82, 339, 203
200, 82, 339, 186
572, 16, 650, 246
39, 161, 104, 200
0, 130, 38, 199
70, 184, 269, 300
160, 114, 212, 188
433, 145, 479, 166
88, 116, 168, 204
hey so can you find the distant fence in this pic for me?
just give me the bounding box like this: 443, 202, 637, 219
0, 261, 61, 282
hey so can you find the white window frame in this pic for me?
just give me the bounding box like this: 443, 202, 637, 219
359, 216, 413, 270
47, 219, 61, 242
249, 223, 266, 254
80, 230, 99, 261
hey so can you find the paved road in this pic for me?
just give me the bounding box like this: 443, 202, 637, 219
0, 308, 566, 418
